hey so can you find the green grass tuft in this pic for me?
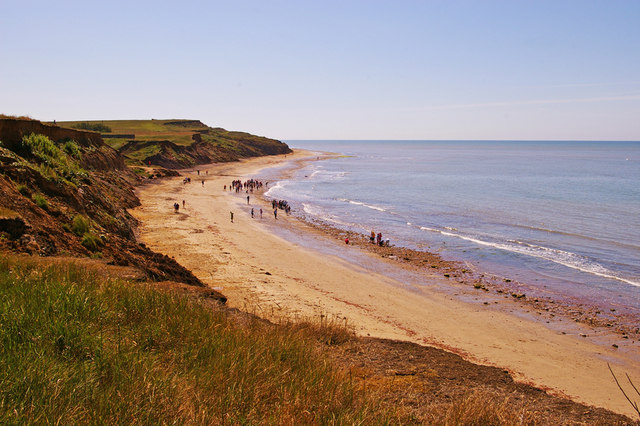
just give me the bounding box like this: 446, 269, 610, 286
71, 215, 90, 236
16, 184, 30, 196
31, 193, 49, 210
81, 233, 102, 251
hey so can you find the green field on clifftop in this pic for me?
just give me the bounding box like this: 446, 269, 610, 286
53, 119, 291, 167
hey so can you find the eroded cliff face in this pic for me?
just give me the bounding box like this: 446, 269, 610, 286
0, 118, 224, 300
118, 128, 293, 169
0, 119, 103, 152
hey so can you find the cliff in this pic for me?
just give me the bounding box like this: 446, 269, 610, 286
0, 117, 236, 302
55, 119, 292, 168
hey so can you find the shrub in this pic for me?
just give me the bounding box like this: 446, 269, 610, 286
16, 184, 30, 196
72, 122, 112, 133
22, 133, 60, 159
81, 232, 102, 251
21, 133, 87, 183
31, 193, 48, 210
63, 140, 81, 157
71, 215, 90, 236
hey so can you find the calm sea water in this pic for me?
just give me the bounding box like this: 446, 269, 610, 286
265, 140, 640, 311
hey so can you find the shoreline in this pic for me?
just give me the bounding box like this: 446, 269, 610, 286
257, 151, 639, 343
130, 150, 640, 418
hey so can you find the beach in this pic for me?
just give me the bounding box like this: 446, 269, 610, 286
130, 150, 640, 418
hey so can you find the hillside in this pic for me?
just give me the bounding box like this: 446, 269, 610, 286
0, 117, 247, 300
54, 119, 292, 168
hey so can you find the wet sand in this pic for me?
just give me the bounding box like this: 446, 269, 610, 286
130, 150, 640, 418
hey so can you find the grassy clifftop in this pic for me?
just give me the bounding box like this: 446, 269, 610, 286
55, 119, 292, 168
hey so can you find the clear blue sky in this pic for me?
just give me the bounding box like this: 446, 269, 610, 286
1, 0, 639, 140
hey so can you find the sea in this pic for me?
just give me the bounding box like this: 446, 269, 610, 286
263, 140, 640, 315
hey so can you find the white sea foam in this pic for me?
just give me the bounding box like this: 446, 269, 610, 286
415, 224, 640, 287
337, 198, 387, 212
302, 203, 353, 227
264, 182, 284, 198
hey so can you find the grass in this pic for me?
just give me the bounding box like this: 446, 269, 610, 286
56, 120, 203, 147
81, 233, 102, 251
0, 254, 392, 424
0, 253, 570, 424
21, 133, 88, 185
71, 215, 90, 236
31, 193, 49, 210
71, 122, 112, 133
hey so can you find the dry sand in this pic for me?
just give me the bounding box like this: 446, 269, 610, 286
130, 151, 640, 418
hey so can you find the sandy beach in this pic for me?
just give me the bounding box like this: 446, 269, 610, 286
130, 150, 640, 418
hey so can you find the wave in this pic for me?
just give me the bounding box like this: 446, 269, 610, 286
307, 170, 347, 180
302, 203, 354, 228
263, 181, 288, 198
337, 198, 387, 212
510, 223, 640, 251
415, 225, 640, 288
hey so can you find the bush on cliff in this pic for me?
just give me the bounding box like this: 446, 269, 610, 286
31, 193, 49, 210
20, 133, 87, 184
81, 232, 102, 251
71, 215, 90, 236
71, 122, 112, 133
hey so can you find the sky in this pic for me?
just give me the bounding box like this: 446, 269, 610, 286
1, 0, 639, 140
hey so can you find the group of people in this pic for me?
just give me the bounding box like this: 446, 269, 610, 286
174, 171, 393, 252
224, 177, 288, 221
370, 230, 390, 247
271, 199, 291, 215
228, 179, 265, 193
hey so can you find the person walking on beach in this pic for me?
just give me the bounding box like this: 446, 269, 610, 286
247, 195, 250, 204
273, 208, 277, 219
251, 208, 254, 218
182, 200, 185, 208
230, 211, 234, 223
370, 230, 375, 244
260, 208, 263, 218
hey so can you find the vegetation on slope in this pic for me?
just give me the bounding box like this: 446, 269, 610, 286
55, 119, 292, 168
71, 122, 112, 133
0, 119, 212, 290
0, 254, 390, 424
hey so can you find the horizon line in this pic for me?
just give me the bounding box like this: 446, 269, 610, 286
282, 138, 640, 142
